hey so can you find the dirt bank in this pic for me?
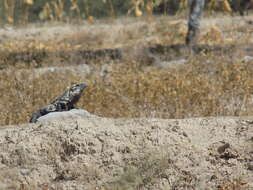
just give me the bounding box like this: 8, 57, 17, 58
0, 117, 252, 189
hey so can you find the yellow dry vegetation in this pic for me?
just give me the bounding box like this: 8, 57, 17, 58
0, 15, 253, 126
24, 0, 34, 5
1, 52, 253, 126
1, 0, 245, 25
202, 25, 224, 45
208, 0, 232, 14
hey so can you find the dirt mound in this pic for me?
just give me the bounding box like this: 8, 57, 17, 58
0, 117, 252, 190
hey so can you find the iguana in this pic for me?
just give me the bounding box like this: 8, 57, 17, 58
30, 82, 87, 123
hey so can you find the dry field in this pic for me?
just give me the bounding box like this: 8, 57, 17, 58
0, 14, 253, 190
1, 15, 253, 126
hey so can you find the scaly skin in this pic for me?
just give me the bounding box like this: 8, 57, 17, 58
30, 82, 87, 123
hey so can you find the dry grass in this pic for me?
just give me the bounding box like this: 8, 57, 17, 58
102, 149, 248, 190
103, 151, 171, 190
0, 51, 253, 126
0, 15, 253, 126
217, 178, 248, 190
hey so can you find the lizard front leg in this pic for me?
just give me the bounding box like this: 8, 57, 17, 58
29, 104, 57, 123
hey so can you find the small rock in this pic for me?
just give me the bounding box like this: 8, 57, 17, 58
247, 162, 253, 171
156, 59, 187, 69
37, 109, 98, 123
20, 169, 31, 176
217, 143, 230, 154
182, 131, 188, 137
242, 56, 253, 62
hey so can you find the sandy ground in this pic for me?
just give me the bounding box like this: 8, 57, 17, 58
0, 116, 252, 189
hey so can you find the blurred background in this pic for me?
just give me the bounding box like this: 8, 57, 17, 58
0, 0, 249, 25
1, 0, 253, 126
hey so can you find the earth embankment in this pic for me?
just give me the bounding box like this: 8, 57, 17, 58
0, 117, 252, 189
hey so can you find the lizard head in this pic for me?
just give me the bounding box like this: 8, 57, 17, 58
67, 82, 88, 105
